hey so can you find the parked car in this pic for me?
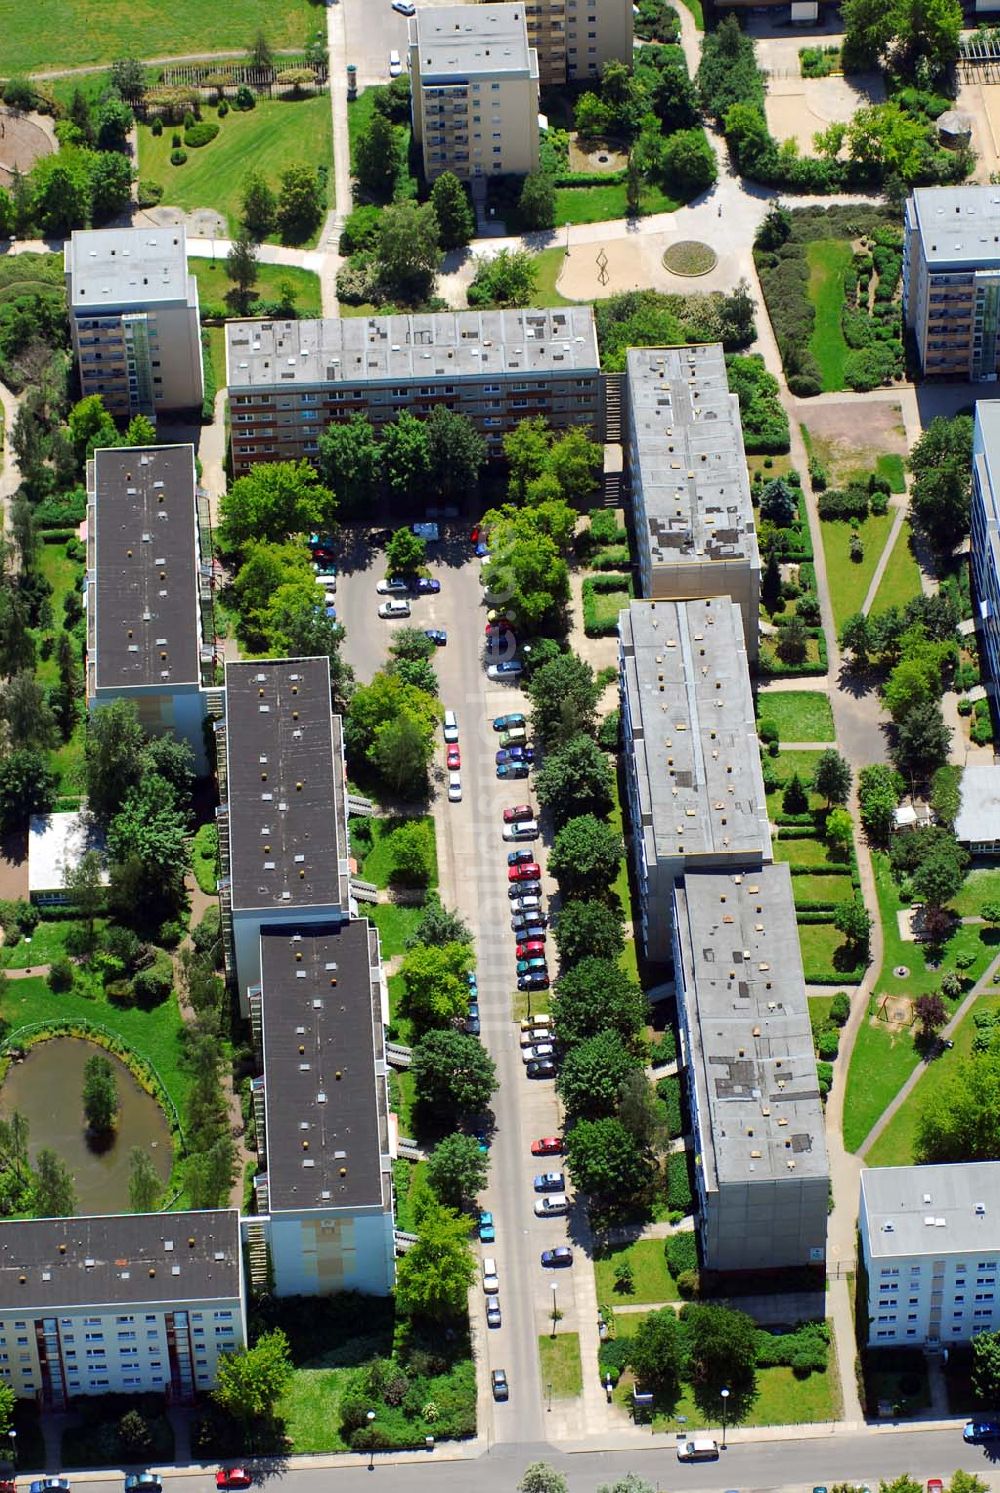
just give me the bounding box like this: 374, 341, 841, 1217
534, 1194, 569, 1217
467, 971, 478, 987
486, 1298, 502, 1328
508, 880, 541, 900
530, 1135, 562, 1155
516, 939, 547, 958
503, 820, 539, 841
388, 47, 403, 74
482, 1257, 499, 1293
465, 1012, 480, 1036
308, 532, 337, 551
526, 1058, 556, 1078
510, 894, 542, 915
503, 803, 534, 823
124, 1479, 161, 1493
378, 599, 410, 619
414, 577, 441, 594
479, 1210, 495, 1243
32, 1483, 71, 1493
508, 861, 541, 882
497, 746, 534, 765
485, 616, 516, 635
517, 957, 547, 975
520, 1026, 552, 1047
964, 1419, 1000, 1443
313, 559, 337, 576
508, 848, 535, 866
497, 763, 530, 780
519, 971, 550, 990
216, 1473, 252, 1491
498, 729, 528, 748
488, 660, 524, 680
443, 709, 458, 743
522, 1043, 555, 1064
447, 745, 461, 769
533, 1171, 565, 1192
448, 773, 462, 803
512, 915, 548, 934
376, 577, 409, 594
392, 1, 416, 14
425, 628, 447, 646
491, 1368, 509, 1401
540, 1247, 573, 1268
493, 713, 526, 732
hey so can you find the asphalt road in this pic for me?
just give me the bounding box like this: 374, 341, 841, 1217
341, 0, 440, 90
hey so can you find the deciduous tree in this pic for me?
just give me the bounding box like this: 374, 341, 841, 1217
33, 1147, 76, 1217
628, 1307, 684, 1393
226, 234, 259, 315
551, 959, 645, 1046
552, 900, 625, 968
424, 1131, 489, 1209
128, 1146, 162, 1212
425, 406, 486, 501
0, 748, 56, 832
84, 698, 146, 822
374, 201, 442, 303
354, 112, 399, 202
556, 1030, 642, 1119
411, 1028, 498, 1116
534, 733, 614, 827
381, 413, 432, 499
549, 814, 623, 897
400, 940, 473, 1030
213, 1328, 293, 1426
682, 1301, 758, 1421
220, 459, 331, 550
564, 1115, 653, 1198
430, 171, 475, 249
528, 653, 600, 749
814, 749, 852, 807
393, 1193, 475, 1318
317, 414, 380, 513
518, 171, 556, 230
82, 1053, 119, 1133
241, 170, 277, 241
276, 165, 324, 244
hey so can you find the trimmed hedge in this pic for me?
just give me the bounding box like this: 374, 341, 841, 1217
184, 121, 220, 147
666, 1149, 693, 1212
656, 1073, 683, 1139
582, 572, 634, 636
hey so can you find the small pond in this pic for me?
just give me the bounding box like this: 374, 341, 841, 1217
1, 1038, 173, 1213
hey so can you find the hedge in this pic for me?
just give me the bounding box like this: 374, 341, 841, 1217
592, 546, 633, 571
665, 1230, 698, 1277
582, 572, 634, 637
666, 1149, 693, 1212
656, 1073, 683, 1139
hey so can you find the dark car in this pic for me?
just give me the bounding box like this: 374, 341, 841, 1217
371, 528, 392, 546
519, 972, 550, 991
526, 1058, 556, 1078
534, 1172, 565, 1192
124, 1479, 162, 1493
31, 1483, 70, 1493
414, 577, 441, 594
497, 763, 530, 780
424, 628, 447, 646
541, 1246, 573, 1268
511, 913, 548, 932
508, 881, 541, 900
308, 532, 337, 551
466, 1014, 481, 1037
508, 848, 535, 865
493, 713, 526, 732
964, 1419, 1000, 1443
491, 1368, 509, 1400
496, 745, 535, 765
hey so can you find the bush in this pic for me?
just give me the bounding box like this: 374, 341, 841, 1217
171, 132, 182, 147
656, 1073, 683, 1138
582, 573, 634, 636
809, 458, 828, 491
170, 148, 188, 166
218, 100, 230, 117
666, 1150, 692, 1211
184, 120, 220, 147
816, 1060, 833, 1097
234, 85, 255, 110
137, 179, 164, 207
758, 718, 779, 745
649, 1027, 676, 1066
665, 1230, 698, 1277
598, 1336, 631, 1387
757, 1320, 829, 1374
830, 991, 851, 1026
47, 959, 74, 993
151, 118, 163, 137
816, 1025, 840, 1060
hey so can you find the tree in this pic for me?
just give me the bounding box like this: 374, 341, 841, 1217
662, 127, 717, 193
519, 1466, 568, 1493
68, 393, 120, 462
85, 698, 146, 822
317, 414, 380, 513
544, 427, 603, 504
430, 171, 475, 249
564, 1115, 653, 1198
628, 1307, 684, 1393
528, 653, 600, 750
0, 1112, 29, 1186
82, 1053, 119, 1134
117, 1407, 152, 1459
355, 112, 399, 202
519, 171, 556, 230
276, 165, 324, 244
682, 1301, 758, 1420
241, 171, 277, 242
374, 201, 442, 303
858, 763, 903, 847
892, 699, 951, 782
556, 1030, 642, 1119
0, 748, 56, 833
776, 613, 809, 665
504, 416, 553, 502
110, 56, 147, 98
834, 895, 872, 957
96, 96, 133, 152
551, 959, 646, 1047
345, 669, 439, 785
813, 749, 851, 807
399, 940, 472, 1029
553, 900, 625, 968
108, 778, 190, 913
214, 1328, 293, 1426
393, 1193, 475, 1318
782, 773, 808, 815
226, 235, 259, 315
825, 806, 854, 855
971, 1328, 1000, 1407
426, 406, 486, 501
843, 0, 960, 78
387, 819, 434, 887
33, 159, 89, 236
411, 1028, 498, 1116
381, 413, 432, 499
482, 511, 569, 628
384, 528, 426, 578
407, 901, 470, 950
0, 671, 56, 751
128, 1146, 162, 1212
63, 850, 105, 950
424, 1131, 489, 1209
534, 733, 614, 828
908, 414, 974, 551
759, 478, 797, 527
33, 1147, 76, 1217
912, 846, 966, 911
220, 459, 331, 550
915, 1039, 1000, 1162
549, 815, 623, 897
914, 992, 948, 1035
125, 413, 157, 447
468, 248, 539, 309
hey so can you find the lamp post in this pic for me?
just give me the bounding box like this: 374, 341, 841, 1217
8, 1430, 15, 1468
550, 1281, 559, 1337
547, 1381, 553, 1413
720, 1387, 730, 1450
366, 1410, 376, 1471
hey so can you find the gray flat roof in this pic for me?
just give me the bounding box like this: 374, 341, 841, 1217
626, 344, 758, 568
223, 658, 349, 914
91, 444, 201, 691
414, 4, 534, 76
0, 1211, 241, 1311
674, 865, 828, 1192
259, 920, 389, 1213
618, 598, 770, 862
908, 187, 1000, 269
66, 227, 195, 309
862, 1162, 1000, 1258
226, 308, 599, 390
955, 764, 1000, 844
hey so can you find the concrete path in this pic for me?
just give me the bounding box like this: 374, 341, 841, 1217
860, 501, 907, 617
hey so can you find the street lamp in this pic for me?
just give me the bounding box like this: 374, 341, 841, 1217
547, 1381, 553, 1413
550, 1281, 559, 1337
8, 1430, 15, 1468
366, 1409, 376, 1471
720, 1386, 730, 1450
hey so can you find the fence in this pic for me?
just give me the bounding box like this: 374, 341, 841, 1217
121, 55, 330, 113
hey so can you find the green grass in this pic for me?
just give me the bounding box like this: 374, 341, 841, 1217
369, 900, 423, 958
35, 541, 85, 793
276, 1369, 351, 1453
806, 239, 853, 392
809, 994, 835, 1035
0, 0, 317, 69
594, 1238, 679, 1305
876, 453, 907, 493
0, 253, 63, 294
528, 247, 573, 308
952, 868, 1000, 918
757, 691, 834, 743
346, 87, 417, 200
554, 181, 682, 226
191, 823, 218, 896
357, 816, 438, 891
869, 521, 923, 617
0, 919, 102, 970
609, 777, 639, 980
676, 0, 704, 27
792, 874, 854, 908
190, 257, 322, 318
773, 836, 841, 869
539, 1333, 583, 1398
821, 512, 895, 632
798, 921, 866, 985
137, 95, 331, 241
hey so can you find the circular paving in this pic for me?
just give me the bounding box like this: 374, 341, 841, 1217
662, 241, 718, 277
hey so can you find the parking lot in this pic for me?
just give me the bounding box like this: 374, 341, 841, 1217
342, 0, 439, 91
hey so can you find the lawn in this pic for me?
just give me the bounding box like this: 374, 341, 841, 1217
369, 901, 423, 959
553, 181, 682, 226
792, 874, 854, 908
757, 691, 834, 743
347, 87, 417, 199
137, 95, 331, 241
609, 776, 639, 980
356, 816, 438, 892
36, 540, 86, 795
869, 521, 922, 617
806, 239, 853, 392
798, 921, 866, 985
277, 1368, 350, 1453
539, 1333, 583, 1398
0, 0, 316, 69
190, 258, 322, 318
820, 512, 895, 632
594, 1238, 679, 1306
677, 0, 705, 27
773, 836, 841, 869
0, 919, 105, 970
764, 749, 826, 818
876, 453, 907, 493
586, 585, 632, 633
952, 867, 1000, 918
528, 247, 573, 308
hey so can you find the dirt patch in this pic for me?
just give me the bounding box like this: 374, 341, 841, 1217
0, 831, 28, 903
801, 399, 907, 486
568, 134, 628, 173
764, 73, 885, 153
875, 992, 914, 1027
0, 109, 56, 191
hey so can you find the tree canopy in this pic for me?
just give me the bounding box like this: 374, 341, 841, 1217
393, 1193, 476, 1318
411, 1028, 498, 1117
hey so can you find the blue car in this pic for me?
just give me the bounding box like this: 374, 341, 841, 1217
479, 1211, 495, 1243
508, 848, 535, 866
424, 628, 447, 646
541, 1247, 573, 1268
496, 746, 535, 765
324, 604, 337, 619
964, 1419, 1000, 1443
493, 713, 526, 732
497, 763, 530, 780
466, 971, 478, 987
476, 540, 490, 557
415, 577, 441, 594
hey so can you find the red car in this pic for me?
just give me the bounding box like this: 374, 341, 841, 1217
531, 1136, 563, 1156
216, 1473, 252, 1491
508, 862, 541, 882
516, 939, 547, 958
471, 524, 481, 544
447, 745, 461, 770
485, 617, 515, 634
503, 804, 534, 823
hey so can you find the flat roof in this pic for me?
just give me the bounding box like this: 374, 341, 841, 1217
618, 598, 770, 863
91, 444, 201, 692
259, 920, 389, 1213
862, 1162, 1000, 1257
413, 4, 534, 76
66, 227, 195, 309
908, 187, 1000, 269
0, 1211, 241, 1311
673, 865, 828, 1192
226, 308, 599, 390
223, 658, 349, 914
955, 764, 1000, 844
626, 344, 758, 569
28, 810, 108, 895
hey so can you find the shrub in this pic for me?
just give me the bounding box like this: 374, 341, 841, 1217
665, 1230, 698, 1277
870, 490, 889, 516
218, 100, 230, 117
830, 991, 851, 1026
808, 458, 827, 491
137, 180, 164, 207
171, 132, 182, 147
170, 148, 188, 166
816, 1060, 833, 1097
184, 121, 220, 148
656, 1073, 683, 1138
666, 1150, 692, 1211
151, 118, 163, 137
649, 1028, 676, 1066
234, 85, 255, 110
758, 718, 779, 745
47, 959, 74, 993
816, 1026, 840, 1060
598, 1336, 631, 1387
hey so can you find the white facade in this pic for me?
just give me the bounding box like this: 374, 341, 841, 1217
28, 809, 108, 906
268, 1210, 396, 1297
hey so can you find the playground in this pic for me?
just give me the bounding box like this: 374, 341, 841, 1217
0, 107, 56, 191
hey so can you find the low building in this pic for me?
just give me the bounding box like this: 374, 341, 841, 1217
954, 764, 1000, 854
672, 865, 829, 1274
904, 187, 1000, 380
624, 345, 760, 662
28, 809, 108, 906
618, 597, 771, 962
409, 5, 540, 182
0, 1210, 244, 1407
65, 227, 204, 418
216, 658, 352, 1010
226, 308, 602, 476
86, 444, 214, 772
250, 920, 396, 1297
972, 401, 1000, 710
859, 1163, 1000, 1346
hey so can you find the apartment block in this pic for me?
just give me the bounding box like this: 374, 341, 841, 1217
903, 187, 1000, 379
971, 401, 1000, 709
86, 444, 214, 772
860, 1163, 1000, 1346
250, 920, 396, 1297
672, 866, 829, 1273
479, 0, 633, 86
225, 309, 602, 475
409, 5, 540, 182
0, 1211, 244, 1407
624, 344, 761, 663
216, 658, 352, 1010
618, 597, 771, 963
65, 227, 204, 418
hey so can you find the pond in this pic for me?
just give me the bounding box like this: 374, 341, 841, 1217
1, 1038, 173, 1214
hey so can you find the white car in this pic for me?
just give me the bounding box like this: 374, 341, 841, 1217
392, 0, 416, 12
389, 48, 403, 76
443, 709, 458, 743
520, 1014, 552, 1031
522, 1043, 555, 1064
502, 819, 539, 841
378, 599, 411, 619
487, 661, 523, 680
533, 1194, 569, 1217
316, 574, 337, 593
376, 577, 409, 595
482, 1256, 499, 1294
448, 772, 462, 802
520, 1027, 551, 1047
